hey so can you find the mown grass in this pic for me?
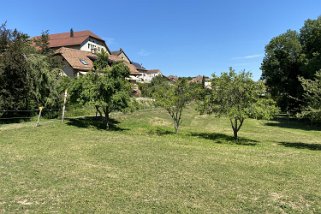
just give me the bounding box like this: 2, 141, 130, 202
0, 105, 321, 213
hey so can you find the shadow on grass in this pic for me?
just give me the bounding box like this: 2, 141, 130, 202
0, 118, 32, 125
191, 132, 258, 146
148, 127, 175, 136
66, 116, 127, 131
265, 116, 321, 131
279, 142, 321, 151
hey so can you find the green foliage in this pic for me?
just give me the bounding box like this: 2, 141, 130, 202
298, 70, 321, 123
0, 23, 63, 118
70, 63, 131, 128
33, 30, 52, 55
251, 98, 280, 120
93, 49, 109, 71
138, 75, 169, 97
201, 68, 278, 140
261, 30, 304, 113
152, 79, 191, 133
300, 16, 321, 77
262, 16, 321, 114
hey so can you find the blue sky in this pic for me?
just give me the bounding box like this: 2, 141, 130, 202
1, 0, 320, 79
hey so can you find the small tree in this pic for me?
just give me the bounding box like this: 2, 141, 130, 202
298, 70, 321, 123
200, 68, 278, 141
70, 61, 131, 129
152, 79, 191, 133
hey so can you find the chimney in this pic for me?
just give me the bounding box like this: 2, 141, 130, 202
70, 28, 74, 37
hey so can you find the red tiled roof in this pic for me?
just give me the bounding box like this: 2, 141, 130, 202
56, 47, 139, 75
33, 30, 104, 48
55, 47, 96, 71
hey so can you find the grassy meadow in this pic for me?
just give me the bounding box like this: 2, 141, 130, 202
0, 105, 321, 213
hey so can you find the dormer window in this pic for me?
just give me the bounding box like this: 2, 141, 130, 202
79, 59, 88, 65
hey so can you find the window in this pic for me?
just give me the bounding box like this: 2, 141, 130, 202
79, 59, 88, 65
88, 44, 90, 49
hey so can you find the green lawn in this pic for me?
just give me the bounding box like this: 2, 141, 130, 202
0, 106, 321, 213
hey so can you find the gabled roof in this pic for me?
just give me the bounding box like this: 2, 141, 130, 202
111, 48, 131, 63
33, 30, 107, 49
55, 47, 96, 71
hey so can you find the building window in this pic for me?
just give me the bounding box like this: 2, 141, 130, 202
79, 59, 88, 65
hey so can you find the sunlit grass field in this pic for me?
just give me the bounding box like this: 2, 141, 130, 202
0, 106, 321, 213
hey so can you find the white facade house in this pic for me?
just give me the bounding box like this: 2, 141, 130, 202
80, 37, 108, 54
136, 70, 162, 83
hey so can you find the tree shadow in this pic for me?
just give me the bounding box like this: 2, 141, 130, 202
0, 117, 32, 125
191, 132, 258, 146
279, 142, 321, 151
148, 127, 175, 136
66, 116, 127, 131
265, 116, 321, 131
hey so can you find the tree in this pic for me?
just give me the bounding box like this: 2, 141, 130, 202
33, 30, 52, 55
0, 24, 35, 116
261, 30, 304, 113
200, 68, 278, 141
152, 79, 191, 133
300, 16, 321, 78
0, 23, 63, 118
70, 61, 131, 129
298, 70, 321, 123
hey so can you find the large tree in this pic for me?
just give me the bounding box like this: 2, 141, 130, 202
261, 30, 304, 113
0, 24, 62, 118
152, 79, 191, 133
200, 68, 278, 141
0, 24, 35, 116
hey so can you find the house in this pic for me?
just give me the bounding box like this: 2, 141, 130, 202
111, 49, 162, 83
111, 48, 131, 64
166, 75, 179, 82
189, 75, 211, 88
55, 47, 97, 77
33, 29, 110, 54
55, 47, 140, 77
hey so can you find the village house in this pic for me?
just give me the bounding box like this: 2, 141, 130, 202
33, 29, 162, 82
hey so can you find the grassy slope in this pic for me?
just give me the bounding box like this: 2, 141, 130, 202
0, 106, 321, 213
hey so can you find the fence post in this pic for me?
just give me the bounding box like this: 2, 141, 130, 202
62, 89, 68, 122
36, 106, 43, 127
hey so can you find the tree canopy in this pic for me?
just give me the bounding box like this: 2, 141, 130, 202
151, 78, 191, 133
200, 68, 279, 140
0, 23, 62, 118
70, 54, 132, 129
261, 16, 321, 114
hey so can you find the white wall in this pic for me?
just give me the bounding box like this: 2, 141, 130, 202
80, 37, 108, 54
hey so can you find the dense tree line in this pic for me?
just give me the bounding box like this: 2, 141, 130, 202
261, 16, 321, 115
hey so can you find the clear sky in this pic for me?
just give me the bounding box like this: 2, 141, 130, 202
1, 0, 320, 79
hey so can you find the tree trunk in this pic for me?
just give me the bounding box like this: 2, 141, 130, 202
233, 128, 238, 141
104, 111, 109, 129
174, 121, 179, 133
95, 105, 102, 118
230, 118, 239, 142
